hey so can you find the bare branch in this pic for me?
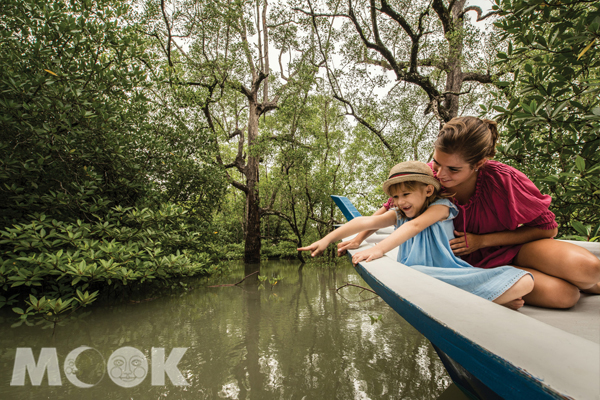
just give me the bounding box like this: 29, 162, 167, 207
279, 48, 289, 81
347, 0, 403, 79
230, 179, 249, 193
335, 282, 378, 295
160, 0, 173, 67
309, 215, 333, 225
462, 6, 499, 22
207, 271, 258, 287
228, 129, 242, 140
379, 0, 416, 38
238, 16, 257, 79
261, 208, 292, 223
292, 7, 348, 18
262, 0, 270, 102
443, 86, 472, 96
256, 0, 264, 74
333, 94, 397, 158
431, 0, 451, 35
462, 71, 496, 83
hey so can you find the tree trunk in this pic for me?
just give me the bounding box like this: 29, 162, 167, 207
442, 0, 467, 122
244, 101, 262, 263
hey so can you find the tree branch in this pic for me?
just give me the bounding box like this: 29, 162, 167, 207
431, 0, 451, 35
462, 6, 499, 22
462, 71, 496, 83
230, 179, 249, 193
333, 94, 397, 158
160, 0, 173, 67
347, 0, 403, 79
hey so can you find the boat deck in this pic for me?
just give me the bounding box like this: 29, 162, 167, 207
520, 294, 599, 344
363, 230, 600, 345
352, 229, 600, 399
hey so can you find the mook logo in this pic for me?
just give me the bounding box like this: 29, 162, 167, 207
10, 346, 189, 388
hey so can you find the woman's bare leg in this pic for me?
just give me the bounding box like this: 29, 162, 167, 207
493, 274, 534, 310
514, 238, 600, 292
582, 282, 600, 294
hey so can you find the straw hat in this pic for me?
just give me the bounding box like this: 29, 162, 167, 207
382, 161, 441, 196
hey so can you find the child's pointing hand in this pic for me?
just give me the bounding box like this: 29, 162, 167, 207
352, 246, 384, 265
297, 239, 329, 257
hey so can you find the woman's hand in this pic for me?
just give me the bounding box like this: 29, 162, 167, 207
450, 231, 484, 255
337, 239, 361, 256
352, 246, 384, 265
297, 239, 329, 257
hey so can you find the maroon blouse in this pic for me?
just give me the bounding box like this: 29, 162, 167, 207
383, 160, 557, 269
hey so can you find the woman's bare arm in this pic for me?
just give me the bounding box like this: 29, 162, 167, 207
451, 226, 558, 256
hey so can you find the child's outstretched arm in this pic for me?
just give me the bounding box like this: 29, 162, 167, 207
298, 211, 397, 257
352, 204, 450, 264
337, 205, 389, 256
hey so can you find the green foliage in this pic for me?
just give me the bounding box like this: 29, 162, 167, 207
257, 273, 282, 290
0, 207, 212, 321
490, 0, 600, 240
0, 0, 225, 318
0, 0, 149, 224
368, 314, 383, 324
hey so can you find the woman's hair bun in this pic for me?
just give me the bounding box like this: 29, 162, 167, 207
482, 119, 498, 158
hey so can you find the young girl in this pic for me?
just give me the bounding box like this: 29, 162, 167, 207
299, 161, 534, 310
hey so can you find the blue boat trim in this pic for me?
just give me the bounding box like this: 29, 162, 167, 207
432, 344, 503, 400
353, 261, 569, 399
330, 195, 362, 221
332, 194, 599, 400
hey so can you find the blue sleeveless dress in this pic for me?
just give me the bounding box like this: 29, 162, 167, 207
395, 199, 531, 301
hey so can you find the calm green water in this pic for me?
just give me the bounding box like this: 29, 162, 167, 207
0, 260, 451, 399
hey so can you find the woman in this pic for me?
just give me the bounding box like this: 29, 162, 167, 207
339, 117, 600, 308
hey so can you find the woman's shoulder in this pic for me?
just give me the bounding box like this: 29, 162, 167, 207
482, 160, 528, 180
480, 160, 533, 193
477, 160, 552, 217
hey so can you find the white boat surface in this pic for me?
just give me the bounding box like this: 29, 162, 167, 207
348, 227, 600, 399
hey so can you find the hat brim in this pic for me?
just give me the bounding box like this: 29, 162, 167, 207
383, 175, 441, 196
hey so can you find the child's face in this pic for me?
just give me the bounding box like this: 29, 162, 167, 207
389, 183, 433, 218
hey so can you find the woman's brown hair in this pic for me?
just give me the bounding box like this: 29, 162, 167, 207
389, 181, 453, 219
434, 117, 499, 166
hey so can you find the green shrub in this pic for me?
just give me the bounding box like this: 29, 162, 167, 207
490, 0, 600, 241
0, 206, 211, 321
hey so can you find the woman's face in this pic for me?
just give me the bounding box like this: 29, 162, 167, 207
431, 150, 477, 188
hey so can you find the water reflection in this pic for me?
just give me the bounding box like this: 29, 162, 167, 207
0, 260, 450, 399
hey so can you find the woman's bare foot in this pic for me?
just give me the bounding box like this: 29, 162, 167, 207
501, 298, 525, 310
581, 282, 600, 294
